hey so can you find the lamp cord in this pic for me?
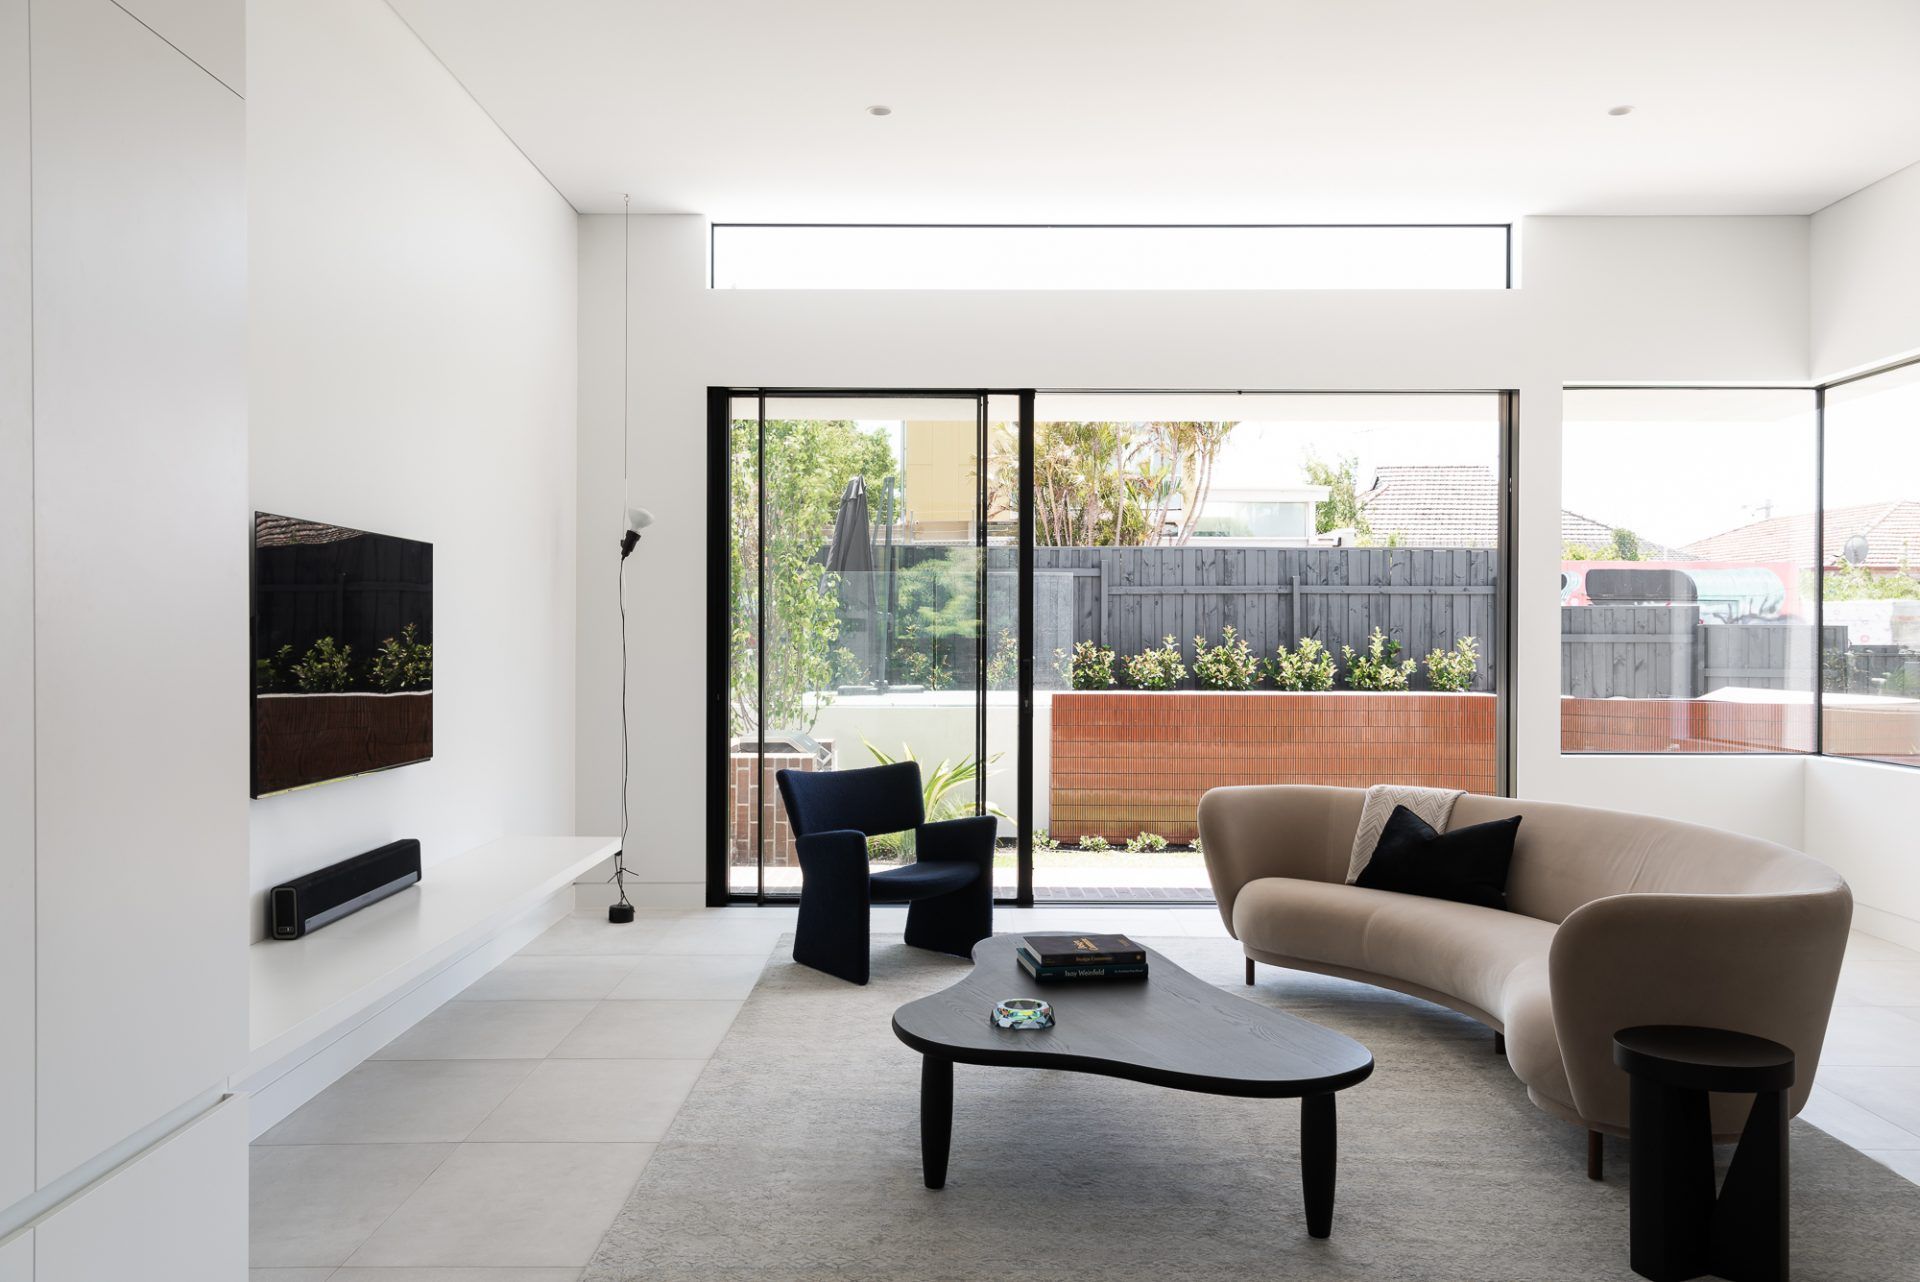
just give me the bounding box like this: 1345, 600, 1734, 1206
611, 192, 634, 912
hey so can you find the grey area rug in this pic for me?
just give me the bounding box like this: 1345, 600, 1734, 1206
584, 935, 1920, 1281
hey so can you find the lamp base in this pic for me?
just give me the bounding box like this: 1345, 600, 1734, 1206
608, 902, 635, 924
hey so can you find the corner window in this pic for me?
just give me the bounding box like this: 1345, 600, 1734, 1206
1822, 363, 1920, 767
1560, 388, 1819, 754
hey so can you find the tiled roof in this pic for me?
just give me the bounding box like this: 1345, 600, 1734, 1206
1680, 500, 1920, 569
1357, 465, 1648, 551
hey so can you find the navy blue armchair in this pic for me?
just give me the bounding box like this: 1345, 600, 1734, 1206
774, 761, 995, 984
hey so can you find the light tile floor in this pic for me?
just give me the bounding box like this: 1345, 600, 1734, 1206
249, 906, 1920, 1280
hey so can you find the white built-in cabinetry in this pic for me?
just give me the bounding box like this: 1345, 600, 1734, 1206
0, 0, 247, 1274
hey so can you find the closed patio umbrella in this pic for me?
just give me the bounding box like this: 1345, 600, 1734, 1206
824, 476, 879, 684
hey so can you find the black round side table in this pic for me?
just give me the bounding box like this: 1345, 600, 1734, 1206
1613, 1025, 1795, 1282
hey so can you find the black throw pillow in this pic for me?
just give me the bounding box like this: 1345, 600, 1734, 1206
1354, 805, 1521, 910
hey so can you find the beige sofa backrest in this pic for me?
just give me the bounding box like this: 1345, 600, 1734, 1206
1199, 784, 1845, 929
1450, 793, 1842, 924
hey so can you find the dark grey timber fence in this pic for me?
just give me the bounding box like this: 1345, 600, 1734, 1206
1560, 605, 1845, 698
1039, 545, 1498, 692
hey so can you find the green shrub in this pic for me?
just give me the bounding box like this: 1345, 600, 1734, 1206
862, 740, 1008, 860
1033, 828, 1060, 852
1265, 637, 1337, 691
1424, 635, 1479, 692
1192, 625, 1260, 691
370, 622, 433, 692
1078, 834, 1111, 851
290, 637, 354, 693
1124, 635, 1187, 690
1342, 628, 1414, 691
254, 643, 293, 693
1124, 831, 1169, 853
1061, 640, 1117, 690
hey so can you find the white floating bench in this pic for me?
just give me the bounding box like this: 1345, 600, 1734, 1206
239, 834, 618, 1137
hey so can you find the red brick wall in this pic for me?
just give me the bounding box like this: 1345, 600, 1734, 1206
1049, 691, 1498, 843
1560, 696, 1918, 762
728, 749, 827, 868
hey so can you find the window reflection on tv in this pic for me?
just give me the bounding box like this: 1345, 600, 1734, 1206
251, 512, 433, 796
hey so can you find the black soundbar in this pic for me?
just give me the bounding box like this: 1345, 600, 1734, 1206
270, 838, 422, 940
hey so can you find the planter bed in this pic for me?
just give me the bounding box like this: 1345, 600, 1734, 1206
254, 690, 432, 795
1049, 689, 1497, 843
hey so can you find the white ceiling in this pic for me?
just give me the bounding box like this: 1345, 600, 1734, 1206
389, 0, 1920, 220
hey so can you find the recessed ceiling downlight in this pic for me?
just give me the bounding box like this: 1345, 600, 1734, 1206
866, 104, 893, 117
1607, 104, 1635, 116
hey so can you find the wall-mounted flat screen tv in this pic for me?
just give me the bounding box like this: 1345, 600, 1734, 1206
251, 512, 433, 797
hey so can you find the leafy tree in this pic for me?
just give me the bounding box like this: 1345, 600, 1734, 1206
987, 420, 1237, 547
1823, 557, 1920, 601
1303, 453, 1373, 541
1564, 528, 1646, 561
730, 418, 896, 738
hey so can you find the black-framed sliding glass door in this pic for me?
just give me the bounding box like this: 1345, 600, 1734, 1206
709, 387, 1516, 907
707, 390, 1031, 905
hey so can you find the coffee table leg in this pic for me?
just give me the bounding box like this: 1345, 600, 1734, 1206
921, 1054, 953, 1190
1301, 1092, 1336, 1238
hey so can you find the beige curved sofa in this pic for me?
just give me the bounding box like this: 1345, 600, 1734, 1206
1198, 785, 1852, 1163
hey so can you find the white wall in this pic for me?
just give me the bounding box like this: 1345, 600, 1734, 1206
1811, 161, 1920, 380
0, 0, 34, 1222
2, 0, 248, 1270
29, 0, 247, 1190
578, 212, 1816, 906
247, 0, 580, 936
1802, 161, 1920, 945
1805, 757, 1920, 950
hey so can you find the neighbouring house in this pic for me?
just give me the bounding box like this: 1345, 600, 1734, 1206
1682, 499, 1920, 572
1356, 464, 1659, 551
1188, 483, 1331, 543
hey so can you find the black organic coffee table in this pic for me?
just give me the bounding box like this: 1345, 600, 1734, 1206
891, 934, 1374, 1238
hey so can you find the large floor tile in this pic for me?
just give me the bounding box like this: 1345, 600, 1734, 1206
1818, 1066, 1920, 1136
1817, 1005, 1920, 1068
250, 1272, 337, 1281
460, 954, 645, 1001
373, 1000, 596, 1061
259, 1059, 537, 1145
250, 1143, 453, 1267
345, 1142, 655, 1268
516, 912, 676, 956
1846, 931, 1920, 963
1864, 1149, 1920, 1184
605, 952, 767, 1001
550, 999, 743, 1059
469, 1058, 706, 1142
1799, 1083, 1920, 1151
1834, 961, 1920, 1007
648, 916, 788, 956
332, 1270, 580, 1281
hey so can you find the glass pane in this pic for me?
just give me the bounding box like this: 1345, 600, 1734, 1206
1561, 388, 1818, 754
712, 225, 1509, 290
725, 397, 760, 897
1031, 393, 1503, 902
984, 395, 1021, 898
1822, 364, 1920, 767
748, 397, 985, 899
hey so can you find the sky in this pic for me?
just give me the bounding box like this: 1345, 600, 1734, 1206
841, 370, 1917, 555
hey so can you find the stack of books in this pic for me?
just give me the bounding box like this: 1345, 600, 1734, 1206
1016, 933, 1148, 983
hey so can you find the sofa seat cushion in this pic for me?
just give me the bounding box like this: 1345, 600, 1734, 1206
1232, 876, 1559, 1023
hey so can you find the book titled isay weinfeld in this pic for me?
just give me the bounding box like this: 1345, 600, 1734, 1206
1020, 933, 1147, 966
1016, 949, 1149, 983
